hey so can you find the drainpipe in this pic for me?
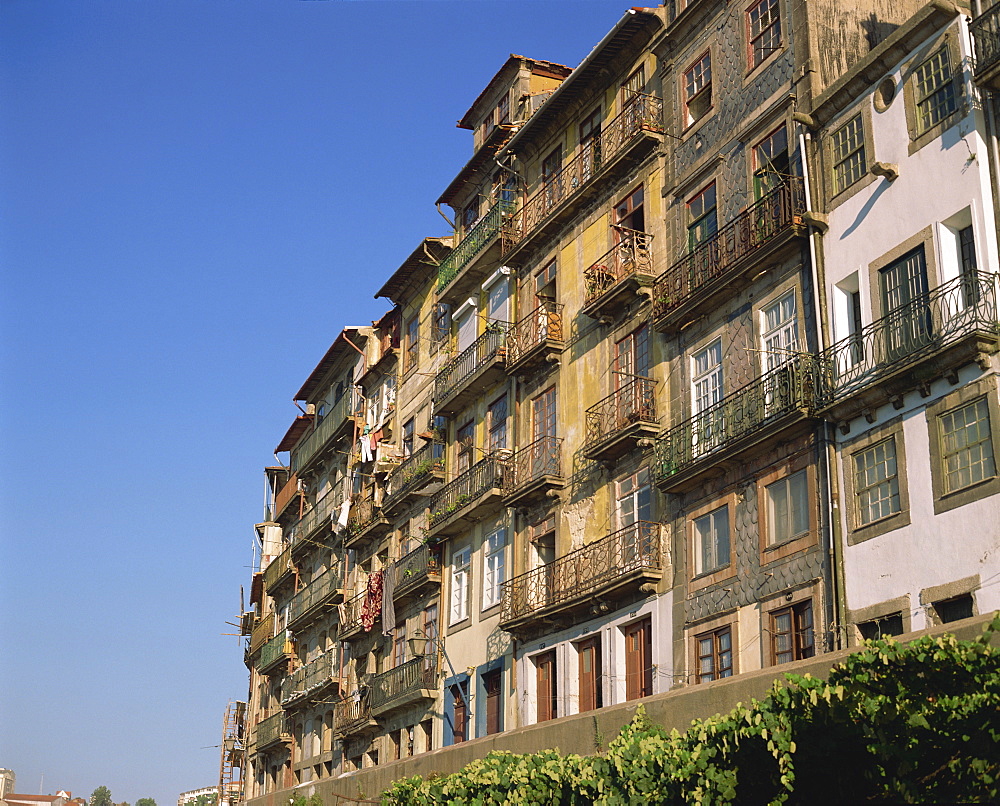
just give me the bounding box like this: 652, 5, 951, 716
799, 129, 846, 651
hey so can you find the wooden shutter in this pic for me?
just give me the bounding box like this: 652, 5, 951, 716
536, 651, 557, 722
484, 669, 502, 734
625, 617, 652, 700
577, 637, 601, 712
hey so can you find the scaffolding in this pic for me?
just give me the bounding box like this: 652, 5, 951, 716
218, 700, 246, 806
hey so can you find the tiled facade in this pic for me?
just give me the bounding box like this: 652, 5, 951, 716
240, 1, 1000, 798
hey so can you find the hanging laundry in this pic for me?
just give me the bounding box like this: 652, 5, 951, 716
382, 563, 397, 636
336, 498, 352, 533
361, 569, 383, 632
359, 436, 373, 463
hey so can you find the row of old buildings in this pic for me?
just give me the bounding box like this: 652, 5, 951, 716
239, 0, 1000, 798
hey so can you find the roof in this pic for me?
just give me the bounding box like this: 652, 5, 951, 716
293, 328, 365, 402
275, 415, 313, 454
500, 8, 665, 158
375, 237, 452, 305
6, 798, 65, 803
457, 55, 572, 131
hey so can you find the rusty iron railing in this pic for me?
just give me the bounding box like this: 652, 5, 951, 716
335, 691, 374, 736
437, 200, 515, 291
972, 3, 1000, 78
501, 522, 661, 623
384, 441, 444, 503
249, 611, 275, 653
503, 436, 562, 495
281, 652, 338, 706
291, 391, 355, 472
427, 455, 506, 528
370, 655, 440, 712
262, 543, 294, 591
393, 543, 441, 597
584, 227, 655, 307
434, 323, 510, 404
584, 377, 657, 449
347, 491, 383, 536
256, 630, 293, 672
287, 566, 343, 629
254, 711, 289, 748
339, 588, 369, 637
652, 179, 805, 321
815, 273, 998, 406
289, 485, 343, 548
653, 357, 816, 483
504, 93, 663, 248
507, 300, 564, 366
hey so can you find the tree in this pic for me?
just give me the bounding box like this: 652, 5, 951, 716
136, 799, 156, 806
89, 788, 112, 806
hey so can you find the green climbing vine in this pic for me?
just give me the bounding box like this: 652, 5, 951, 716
381, 615, 1000, 805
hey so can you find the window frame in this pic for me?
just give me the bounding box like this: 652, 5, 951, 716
481, 526, 506, 611
449, 545, 472, 625
842, 419, 911, 544
768, 599, 815, 665
693, 624, 734, 683
686, 181, 718, 250
404, 315, 420, 374
746, 0, 782, 72
902, 33, 962, 154
683, 51, 713, 129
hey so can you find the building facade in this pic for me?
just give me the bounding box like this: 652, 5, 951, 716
240, 0, 1000, 800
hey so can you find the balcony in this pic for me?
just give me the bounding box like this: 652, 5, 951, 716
426, 455, 507, 537
271, 472, 302, 521
505, 301, 564, 375
370, 655, 440, 716
262, 543, 295, 593
583, 377, 659, 462
280, 652, 340, 708
815, 274, 999, 423
383, 441, 445, 512
289, 486, 342, 554
503, 93, 663, 257
581, 228, 656, 322
248, 611, 275, 655
652, 179, 806, 332
392, 543, 442, 605
291, 391, 356, 473
252, 712, 290, 753
972, 4, 1000, 89
257, 630, 294, 674
501, 521, 663, 633
436, 199, 514, 302
338, 588, 373, 641
502, 436, 564, 507
653, 357, 816, 492
334, 691, 378, 737
346, 491, 390, 546
286, 567, 346, 631
433, 324, 510, 417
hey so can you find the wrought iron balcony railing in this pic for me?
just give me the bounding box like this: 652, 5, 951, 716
433, 323, 510, 406
347, 491, 385, 536
339, 588, 370, 638
287, 485, 342, 550
370, 655, 440, 713
502, 436, 562, 499
291, 391, 355, 472
383, 441, 445, 504
584, 376, 658, 449
506, 300, 564, 369
815, 273, 999, 407
281, 652, 339, 707
253, 711, 289, 749
972, 3, 1000, 80
652, 179, 805, 324
437, 200, 514, 291
501, 521, 661, 625
249, 611, 275, 654
287, 566, 344, 630
262, 543, 294, 592
504, 93, 663, 249
653, 357, 816, 485
393, 543, 441, 599
256, 630, 293, 673
427, 455, 506, 529
334, 691, 375, 736
583, 227, 655, 308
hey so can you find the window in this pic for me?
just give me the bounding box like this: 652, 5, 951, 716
615, 185, 645, 234
617, 468, 652, 528
747, 0, 781, 70
431, 303, 451, 353
577, 637, 602, 712
463, 198, 480, 232
450, 681, 468, 743
393, 621, 407, 668
696, 627, 733, 682
404, 316, 419, 373
753, 125, 789, 199
536, 650, 557, 721
684, 52, 712, 126
765, 469, 809, 544
622, 66, 645, 103
831, 115, 865, 195
959, 225, 980, 305
450, 546, 471, 623
692, 339, 723, 416
854, 438, 901, 526
771, 600, 814, 664
913, 49, 956, 134
542, 147, 562, 207
858, 613, 903, 641
687, 182, 717, 248
422, 603, 438, 671
624, 617, 653, 700
614, 325, 651, 384
535, 259, 557, 301
421, 719, 433, 753
456, 420, 474, 474
938, 397, 996, 493
402, 417, 415, 458
533, 386, 557, 442
488, 394, 508, 453
580, 106, 602, 180
496, 92, 510, 126
694, 505, 730, 575
398, 520, 415, 557
760, 291, 799, 371
483, 669, 502, 735
933, 594, 974, 624
492, 169, 516, 205
482, 527, 506, 610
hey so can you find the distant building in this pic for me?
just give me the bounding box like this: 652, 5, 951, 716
5, 795, 67, 806
0, 771, 14, 801
176, 787, 217, 806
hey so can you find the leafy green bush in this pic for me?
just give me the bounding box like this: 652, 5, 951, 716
381, 615, 1000, 805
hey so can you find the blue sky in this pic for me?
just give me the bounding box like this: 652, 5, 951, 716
0, 0, 636, 802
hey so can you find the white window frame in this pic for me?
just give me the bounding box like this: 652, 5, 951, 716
692, 340, 723, 414
760, 291, 799, 371
693, 505, 729, 576
765, 469, 809, 545
482, 528, 506, 610
616, 467, 651, 529
450, 545, 471, 624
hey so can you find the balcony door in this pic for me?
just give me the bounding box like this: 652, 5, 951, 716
485, 274, 510, 326
692, 340, 724, 454
536, 650, 558, 722
624, 617, 653, 700
532, 387, 557, 477
530, 515, 556, 609
879, 246, 930, 361
577, 636, 602, 712
455, 303, 477, 353
617, 468, 651, 568
542, 146, 562, 211
613, 326, 651, 427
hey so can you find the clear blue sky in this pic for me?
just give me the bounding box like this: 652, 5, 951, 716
0, 0, 636, 802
